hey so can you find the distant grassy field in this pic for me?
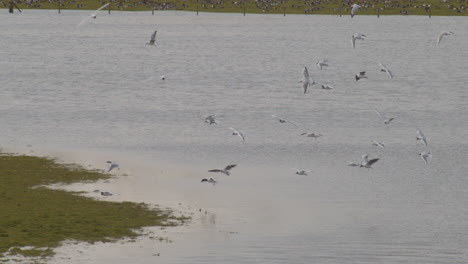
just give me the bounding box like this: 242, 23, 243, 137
3, 0, 468, 16
0, 153, 187, 262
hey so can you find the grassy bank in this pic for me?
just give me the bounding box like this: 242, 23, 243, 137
3, 0, 467, 16
0, 153, 187, 262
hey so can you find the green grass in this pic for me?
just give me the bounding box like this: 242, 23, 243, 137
0, 153, 187, 262
4, 0, 468, 16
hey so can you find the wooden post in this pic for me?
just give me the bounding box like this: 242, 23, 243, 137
108, 2, 111, 14
9, 2, 13, 13
58, 0, 61, 14
243, 6, 245, 16
152, 8, 154, 15
283, 7, 286, 16
429, 8, 431, 17
197, 6, 199, 15
339, 8, 342, 17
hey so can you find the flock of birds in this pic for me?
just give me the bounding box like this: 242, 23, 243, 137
81, 3, 451, 189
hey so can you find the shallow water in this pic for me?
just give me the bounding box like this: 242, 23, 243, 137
1, 10, 468, 263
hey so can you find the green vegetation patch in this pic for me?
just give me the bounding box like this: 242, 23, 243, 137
0, 154, 187, 261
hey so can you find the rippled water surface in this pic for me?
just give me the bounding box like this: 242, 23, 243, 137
1, 10, 467, 263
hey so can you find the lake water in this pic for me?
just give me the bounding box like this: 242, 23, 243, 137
1, 10, 468, 264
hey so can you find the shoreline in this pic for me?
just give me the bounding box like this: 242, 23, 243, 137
0, 146, 197, 264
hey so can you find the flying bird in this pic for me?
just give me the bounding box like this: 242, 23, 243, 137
292, 168, 311, 176
100, 191, 113, 196
208, 164, 237, 176
229, 127, 245, 141
352, 33, 366, 49
106, 161, 119, 172
147, 30, 157, 45
272, 115, 298, 127
374, 109, 395, 125
77, 3, 110, 27
300, 132, 322, 139
316, 59, 329, 70
301, 66, 315, 94
351, 4, 361, 17
379, 63, 394, 78
355, 71, 367, 81
160, 74, 166, 80
201, 177, 217, 185
416, 130, 428, 146
372, 140, 385, 149
419, 151, 431, 164
205, 115, 218, 125
359, 154, 380, 169
436, 31, 454, 45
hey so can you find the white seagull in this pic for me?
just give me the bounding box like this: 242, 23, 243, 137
419, 151, 432, 164
77, 3, 110, 27
321, 84, 334, 90
205, 115, 218, 125
208, 164, 237, 176
359, 154, 380, 169
355, 71, 367, 81
351, 4, 361, 17
272, 115, 298, 127
379, 63, 394, 78
292, 168, 311, 176
201, 177, 217, 185
147, 30, 157, 45
301, 66, 315, 94
372, 140, 385, 149
106, 161, 119, 172
300, 132, 322, 139
229, 127, 245, 141
416, 130, 428, 146
352, 33, 366, 49
436, 31, 454, 46
316, 59, 329, 70
374, 109, 395, 125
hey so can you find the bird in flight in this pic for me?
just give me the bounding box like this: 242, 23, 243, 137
301, 66, 315, 94
436, 31, 454, 46
229, 127, 245, 141
147, 30, 157, 46
419, 151, 431, 164
351, 3, 361, 17
106, 161, 119, 172
374, 109, 395, 125
205, 115, 218, 125
208, 165, 237, 176
416, 130, 428, 146
371, 140, 385, 149
292, 168, 311, 176
355, 71, 367, 81
352, 33, 366, 49
379, 63, 394, 78
316, 59, 329, 70
201, 177, 217, 185
272, 115, 298, 127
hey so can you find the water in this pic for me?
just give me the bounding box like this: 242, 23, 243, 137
1, 10, 468, 263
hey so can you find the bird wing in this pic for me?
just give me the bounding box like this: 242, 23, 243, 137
287, 120, 298, 127
374, 109, 385, 119
208, 169, 224, 173
361, 154, 369, 165
225, 164, 237, 171
238, 130, 245, 141
366, 158, 380, 167
150, 30, 157, 41
437, 33, 444, 45
360, 71, 366, 76
352, 35, 356, 48
96, 3, 110, 12
303, 66, 309, 79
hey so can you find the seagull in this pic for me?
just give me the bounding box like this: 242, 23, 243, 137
300, 132, 322, 139
229, 127, 245, 141
205, 115, 218, 125
147, 30, 157, 45
208, 164, 237, 176
379, 63, 394, 78
201, 177, 217, 185
359, 154, 380, 169
355, 71, 367, 81
416, 130, 428, 146
106, 161, 119, 172
160, 74, 166, 80
372, 140, 385, 149
77, 3, 110, 27
316, 59, 329, 70
351, 4, 361, 17
436, 31, 454, 45
320, 84, 334, 90
292, 168, 311, 176
352, 33, 366, 49
301, 66, 315, 94
100, 191, 113, 196
91, 3, 110, 18
374, 109, 395, 125
419, 151, 431, 164
272, 115, 298, 127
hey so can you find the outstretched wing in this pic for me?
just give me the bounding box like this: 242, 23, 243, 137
366, 158, 380, 167
151, 30, 157, 41
224, 164, 237, 171
361, 154, 369, 165
208, 169, 224, 173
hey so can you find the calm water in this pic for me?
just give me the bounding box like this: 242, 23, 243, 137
1, 10, 468, 264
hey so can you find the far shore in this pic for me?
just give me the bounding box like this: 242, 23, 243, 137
2, 0, 467, 16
